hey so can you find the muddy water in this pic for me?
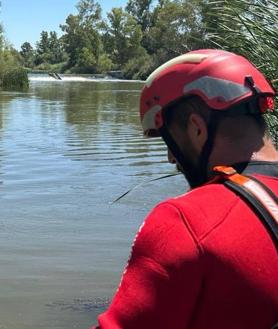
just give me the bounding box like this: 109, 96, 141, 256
0, 75, 186, 329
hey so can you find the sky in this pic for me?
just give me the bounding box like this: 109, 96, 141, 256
1, 0, 127, 50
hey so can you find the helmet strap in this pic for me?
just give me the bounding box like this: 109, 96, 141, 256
160, 112, 223, 188
198, 112, 221, 181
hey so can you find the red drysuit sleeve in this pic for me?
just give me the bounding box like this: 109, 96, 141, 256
92, 202, 203, 329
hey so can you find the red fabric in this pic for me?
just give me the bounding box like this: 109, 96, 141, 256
92, 174, 278, 329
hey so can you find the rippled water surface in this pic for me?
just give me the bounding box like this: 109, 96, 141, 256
0, 75, 186, 329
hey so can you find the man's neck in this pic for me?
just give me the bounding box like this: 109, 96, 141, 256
208, 136, 278, 172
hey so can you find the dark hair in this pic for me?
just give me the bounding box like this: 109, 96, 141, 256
163, 96, 267, 135
164, 96, 211, 128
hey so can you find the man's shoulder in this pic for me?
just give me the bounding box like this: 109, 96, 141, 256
162, 174, 278, 242
168, 182, 238, 213
148, 173, 278, 243
158, 183, 240, 242
172, 182, 232, 203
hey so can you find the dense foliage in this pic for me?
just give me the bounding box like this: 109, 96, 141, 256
0, 27, 29, 89
2, 67, 29, 89
203, 0, 278, 144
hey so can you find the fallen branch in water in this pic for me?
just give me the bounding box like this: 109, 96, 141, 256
112, 172, 182, 204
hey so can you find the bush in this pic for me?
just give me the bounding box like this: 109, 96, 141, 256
35, 62, 53, 71
123, 52, 154, 80
97, 53, 113, 73
1, 67, 29, 89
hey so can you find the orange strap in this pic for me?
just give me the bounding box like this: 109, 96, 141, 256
214, 166, 278, 225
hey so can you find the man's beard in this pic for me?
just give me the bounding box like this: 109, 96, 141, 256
177, 157, 208, 189
175, 138, 208, 189
164, 129, 209, 189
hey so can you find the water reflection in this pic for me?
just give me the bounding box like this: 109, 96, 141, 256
0, 78, 186, 329
31, 79, 170, 177
32, 80, 142, 126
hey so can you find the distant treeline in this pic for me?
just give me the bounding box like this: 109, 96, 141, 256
0, 0, 277, 111
15, 0, 276, 81
20, 0, 214, 79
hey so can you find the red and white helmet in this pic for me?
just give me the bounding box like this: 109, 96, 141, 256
140, 49, 276, 137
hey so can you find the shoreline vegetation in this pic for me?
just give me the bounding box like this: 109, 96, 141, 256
0, 0, 277, 142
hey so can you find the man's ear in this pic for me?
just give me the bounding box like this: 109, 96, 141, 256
187, 113, 208, 152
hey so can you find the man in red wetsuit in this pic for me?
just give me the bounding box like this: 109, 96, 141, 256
92, 50, 278, 329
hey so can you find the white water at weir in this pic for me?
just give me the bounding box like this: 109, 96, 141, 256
28, 74, 143, 83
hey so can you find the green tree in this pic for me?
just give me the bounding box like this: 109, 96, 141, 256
60, 14, 82, 67
33, 30, 66, 67
0, 23, 4, 51
148, 0, 206, 64
103, 7, 144, 68
60, 0, 108, 72
76, 46, 97, 68
48, 31, 66, 64
125, 0, 161, 53
125, 0, 153, 32
123, 51, 154, 80
35, 31, 51, 65
20, 42, 34, 67
77, 0, 102, 27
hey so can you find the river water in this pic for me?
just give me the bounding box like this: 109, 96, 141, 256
0, 75, 186, 329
